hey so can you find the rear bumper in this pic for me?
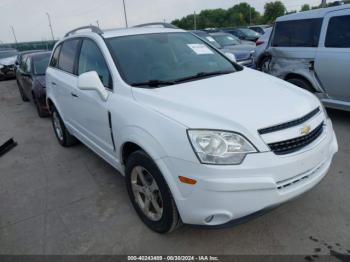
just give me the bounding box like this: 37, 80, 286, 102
156, 119, 338, 226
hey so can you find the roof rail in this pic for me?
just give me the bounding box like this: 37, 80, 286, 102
64, 26, 103, 37
133, 22, 178, 29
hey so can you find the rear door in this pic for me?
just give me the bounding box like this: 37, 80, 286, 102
50, 39, 81, 125
268, 18, 322, 78
315, 9, 350, 102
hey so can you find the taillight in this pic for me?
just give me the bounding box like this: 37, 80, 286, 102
256, 40, 264, 46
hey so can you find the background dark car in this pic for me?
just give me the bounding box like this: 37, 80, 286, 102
16, 51, 51, 117
191, 30, 255, 68
191, 30, 256, 68
223, 28, 261, 42
248, 25, 271, 35
15, 50, 46, 74
0, 48, 19, 80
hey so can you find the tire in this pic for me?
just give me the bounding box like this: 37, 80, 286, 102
17, 81, 29, 102
33, 95, 48, 118
51, 107, 78, 147
286, 78, 314, 93
125, 150, 182, 233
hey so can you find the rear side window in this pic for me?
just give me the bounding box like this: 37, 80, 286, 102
273, 18, 322, 47
50, 45, 61, 68
325, 15, 350, 48
58, 39, 80, 74
78, 39, 111, 88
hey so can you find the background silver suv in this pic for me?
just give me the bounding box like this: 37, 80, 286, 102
264, 4, 350, 111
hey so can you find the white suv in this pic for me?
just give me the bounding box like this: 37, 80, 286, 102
46, 24, 338, 233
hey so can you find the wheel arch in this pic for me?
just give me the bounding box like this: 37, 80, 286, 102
118, 127, 183, 200
118, 127, 168, 166
284, 73, 317, 93
46, 97, 56, 113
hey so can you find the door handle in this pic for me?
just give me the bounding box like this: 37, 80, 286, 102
51, 82, 57, 86
71, 92, 79, 98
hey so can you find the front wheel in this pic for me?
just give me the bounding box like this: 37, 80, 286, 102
125, 150, 181, 233
51, 107, 78, 147
33, 96, 49, 118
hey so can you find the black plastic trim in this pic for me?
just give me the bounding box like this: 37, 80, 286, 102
258, 107, 320, 135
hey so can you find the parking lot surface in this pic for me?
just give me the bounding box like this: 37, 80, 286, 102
0, 79, 350, 256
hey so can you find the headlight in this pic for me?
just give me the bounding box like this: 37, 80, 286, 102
187, 130, 257, 165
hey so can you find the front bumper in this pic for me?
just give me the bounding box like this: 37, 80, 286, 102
0, 65, 15, 79
238, 59, 256, 69
156, 119, 338, 226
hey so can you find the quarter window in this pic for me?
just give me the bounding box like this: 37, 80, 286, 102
272, 19, 323, 47
325, 15, 350, 48
58, 40, 80, 74
78, 39, 111, 88
50, 44, 61, 68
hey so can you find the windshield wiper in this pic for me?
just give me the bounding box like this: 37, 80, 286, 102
173, 70, 234, 84
131, 79, 176, 88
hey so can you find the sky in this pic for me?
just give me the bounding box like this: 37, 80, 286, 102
0, 0, 321, 43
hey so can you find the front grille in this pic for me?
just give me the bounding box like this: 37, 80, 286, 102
268, 123, 324, 155
259, 108, 320, 135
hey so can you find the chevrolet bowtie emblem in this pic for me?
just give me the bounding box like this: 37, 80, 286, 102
301, 125, 312, 135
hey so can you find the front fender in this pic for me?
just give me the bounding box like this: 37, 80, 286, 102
117, 125, 185, 201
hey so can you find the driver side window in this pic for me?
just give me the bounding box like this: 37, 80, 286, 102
78, 39, 112, 89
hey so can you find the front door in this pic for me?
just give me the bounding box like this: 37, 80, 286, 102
71, 38, 114, 156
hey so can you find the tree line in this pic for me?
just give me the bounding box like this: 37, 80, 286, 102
172, 0, 350, 29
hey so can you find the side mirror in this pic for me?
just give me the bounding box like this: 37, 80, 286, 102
225, 53, 237, 63
78, 71, 109, 101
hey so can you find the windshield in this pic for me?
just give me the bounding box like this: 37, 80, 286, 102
107, 32, 237, 87
193, 33, 222, 49
239, 28, 259, 37
33, 54, 50, 75
212, 34, 241, 47
0, 51, 18, 59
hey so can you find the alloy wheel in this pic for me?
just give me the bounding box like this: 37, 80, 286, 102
131, 166, 164, 221
53, 111, 64, 141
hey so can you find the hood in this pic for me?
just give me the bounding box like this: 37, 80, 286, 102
0, 56, 17, 66
132, 68, 320, 146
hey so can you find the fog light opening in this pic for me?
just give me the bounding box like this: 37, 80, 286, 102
204, 213, 232, 225
205, 215, 214, 223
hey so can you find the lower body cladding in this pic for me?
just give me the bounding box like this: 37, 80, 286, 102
156, 119, 338, 226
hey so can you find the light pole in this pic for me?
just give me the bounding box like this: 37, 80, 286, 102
96, 20, 100, 28
10, 26, 18, 44
122, 0, 128, 28
249, 6, 252, 25
46, 12, 55, 41
194, 11, 197, 30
